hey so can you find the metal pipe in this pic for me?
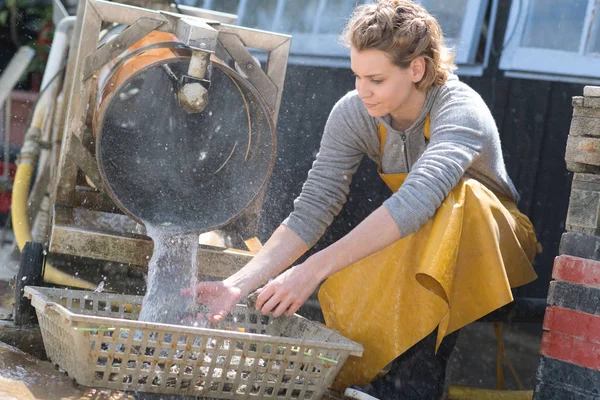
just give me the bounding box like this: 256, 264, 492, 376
30, 17, 75, 132
41, 16, 76, 91
188, 49, 210, 79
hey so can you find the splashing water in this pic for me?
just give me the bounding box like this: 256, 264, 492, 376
94, 281, 105, 293
138, 225, 203, 326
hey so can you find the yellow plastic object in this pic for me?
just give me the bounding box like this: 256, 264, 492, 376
319, 122, 538, 390
244, 236, 263, 254
448, 386, 533, 400
494, 323, 526, 390
12, 160, 96, 289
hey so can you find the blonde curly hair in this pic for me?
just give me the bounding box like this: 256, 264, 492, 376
342, 0, 456, 91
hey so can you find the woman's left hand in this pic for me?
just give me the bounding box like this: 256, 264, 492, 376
255, 258, 324, 317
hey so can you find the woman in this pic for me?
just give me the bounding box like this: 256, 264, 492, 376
190, 0, 538, 398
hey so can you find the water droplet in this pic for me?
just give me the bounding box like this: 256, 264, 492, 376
94, 281, 105, 293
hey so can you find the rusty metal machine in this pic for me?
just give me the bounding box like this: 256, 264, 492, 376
15, 0, 291, 293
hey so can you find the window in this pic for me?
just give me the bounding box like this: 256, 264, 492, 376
419, 0, 498, 75
499, 0, 600, 84
420, 0, 490, 65
185, 0, 495, 74
195, 0, 370, 63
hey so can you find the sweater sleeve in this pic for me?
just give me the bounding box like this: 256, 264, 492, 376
383, 92, 489, 237
282, 96, 367, 247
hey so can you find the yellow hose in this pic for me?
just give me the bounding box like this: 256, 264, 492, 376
12, 149, 96, 290
448, 386, 533, 400
12, 162, 35, 250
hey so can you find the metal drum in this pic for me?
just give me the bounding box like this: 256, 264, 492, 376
93, 32, 275, 234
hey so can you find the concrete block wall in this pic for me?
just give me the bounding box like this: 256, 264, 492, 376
533, 86, 600, 399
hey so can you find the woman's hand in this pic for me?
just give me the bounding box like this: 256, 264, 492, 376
183, 281, 242, 323
255, 259, 325, 317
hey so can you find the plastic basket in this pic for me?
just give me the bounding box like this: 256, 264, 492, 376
25, 286, 363, 399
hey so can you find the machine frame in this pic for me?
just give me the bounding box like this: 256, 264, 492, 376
46, 0, 291, 277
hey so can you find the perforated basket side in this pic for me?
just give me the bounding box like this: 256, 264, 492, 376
34, 302, 80, 379
80, 327, 348, 399
28, 287, 143, 319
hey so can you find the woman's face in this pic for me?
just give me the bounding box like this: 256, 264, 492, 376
351, 47, 424, 119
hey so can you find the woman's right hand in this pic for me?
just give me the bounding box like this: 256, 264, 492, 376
183, 281, 242, 323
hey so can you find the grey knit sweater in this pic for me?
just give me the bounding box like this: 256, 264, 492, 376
282, 75, 518, 247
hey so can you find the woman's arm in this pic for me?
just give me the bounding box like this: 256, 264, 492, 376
192, 225, 307, 322
196, 201, 397, 322
195, 190, 399, 321
224, 225, 309, 295
255, 204, 400, 317
314, 204, 401, 277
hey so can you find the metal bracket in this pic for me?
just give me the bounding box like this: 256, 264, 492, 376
176, 4, 237, 24
218, 31, 278, 113
67, 133, 105, 193
217, 24, 291, 123
83, 17, 165, 80
175, 17, 218, 51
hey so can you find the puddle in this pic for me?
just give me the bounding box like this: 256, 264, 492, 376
0, 341, 134, 400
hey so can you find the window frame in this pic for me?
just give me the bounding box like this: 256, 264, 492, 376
499, 0, 600, 84
200, 0, 495, 74
431, 0, 490, 65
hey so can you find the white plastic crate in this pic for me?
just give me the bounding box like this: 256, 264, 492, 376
25, 286, 363, 399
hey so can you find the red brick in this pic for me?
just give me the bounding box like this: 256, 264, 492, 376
541, 331, 600, 371
543, 307, 600, 344
553, 255, 600, 288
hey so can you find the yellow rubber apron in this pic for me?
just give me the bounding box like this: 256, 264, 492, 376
318, 116, 538, 390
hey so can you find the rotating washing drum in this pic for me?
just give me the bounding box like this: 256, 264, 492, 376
95, 54, 275, 234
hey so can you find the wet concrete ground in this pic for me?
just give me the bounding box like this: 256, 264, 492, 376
448, 322, 542, 391
0, 341, 135, 400
0, 236, 20, 321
